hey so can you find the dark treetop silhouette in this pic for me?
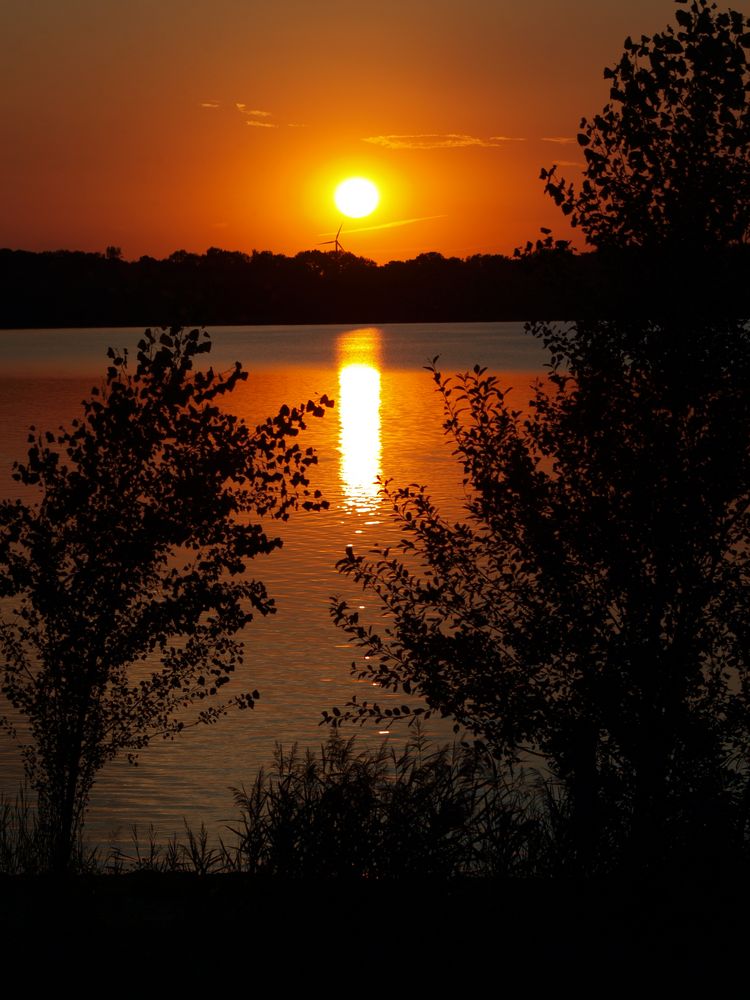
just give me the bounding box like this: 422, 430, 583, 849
542, 0, 750, 252
3, 242, 749, 327
326, 0, 750, 872
0, 326, 332, 871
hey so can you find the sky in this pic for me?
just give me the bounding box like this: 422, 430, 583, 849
2, 0, 746, 263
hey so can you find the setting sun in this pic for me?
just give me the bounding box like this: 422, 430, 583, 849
334, 177, 380, 219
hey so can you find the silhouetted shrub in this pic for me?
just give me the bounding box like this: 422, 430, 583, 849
228, 730, 545, 878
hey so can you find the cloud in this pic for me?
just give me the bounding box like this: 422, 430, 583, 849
231, 103, 279, 129
199, 101, 280, 128
323, 215, 447, 236
548, 159, 583, 168
286, 122, 309, 128
235, 103, 273, 118
363, 133, 503, 150
489, 135, 526, 142
541, 136, 576, 145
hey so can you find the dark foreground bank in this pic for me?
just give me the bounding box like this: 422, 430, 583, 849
2, 874, 747, 979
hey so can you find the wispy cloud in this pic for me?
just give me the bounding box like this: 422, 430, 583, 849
350, 215, 448, 233
199, 103, 309, 131
547, 159, 583, 168
200, 100, 291, 131
541, 136, 575, 145
489, 135, 526, 142
363, 133, 503, 150
232, 103, 279, 128
235, 103, 273, 117
322, 215, 447, 236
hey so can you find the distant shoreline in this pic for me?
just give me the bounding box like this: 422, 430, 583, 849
2, 245, 749, 328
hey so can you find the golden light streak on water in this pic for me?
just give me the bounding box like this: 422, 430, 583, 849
337, 329, 382, 512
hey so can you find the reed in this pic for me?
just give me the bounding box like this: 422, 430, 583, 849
227, 729, 544, 877
0, 732, 577, 876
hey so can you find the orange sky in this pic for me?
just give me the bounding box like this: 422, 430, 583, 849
2, 0, 745, 263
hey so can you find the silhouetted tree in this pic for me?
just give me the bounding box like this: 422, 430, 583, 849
543, 0, 750, 252
0, 327, 331, 870
327, 0, 750, 872
329, 338, 750, 871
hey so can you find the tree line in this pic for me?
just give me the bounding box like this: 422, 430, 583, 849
1, 241, 749, 328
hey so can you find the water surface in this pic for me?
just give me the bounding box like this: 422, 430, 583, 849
0, 322, 548, 846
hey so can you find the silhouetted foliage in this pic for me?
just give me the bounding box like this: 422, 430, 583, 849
328, 339, 750, 871
0, 327, 331, 871
2, 242, 748, 327
326, 1, 750, 873
543, 0, 750, 251
0, 731, 570, 878
228, 730, 542, 878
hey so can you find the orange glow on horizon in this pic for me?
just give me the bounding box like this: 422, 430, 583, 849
1, 1, 687, 263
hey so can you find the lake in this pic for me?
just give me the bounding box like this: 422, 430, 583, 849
0, 322, 549, 847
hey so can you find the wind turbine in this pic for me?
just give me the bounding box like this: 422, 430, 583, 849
319, 223, 345, 255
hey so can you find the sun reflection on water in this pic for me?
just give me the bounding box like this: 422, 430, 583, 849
337, 328, 382, 513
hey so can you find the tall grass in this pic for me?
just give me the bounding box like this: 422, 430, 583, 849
227, 729, 547, 877
0, 788, 45, 874
0, 786, 99, 874
1, 731, 562, 876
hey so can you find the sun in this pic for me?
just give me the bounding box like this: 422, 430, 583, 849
334, 177, 379, 219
